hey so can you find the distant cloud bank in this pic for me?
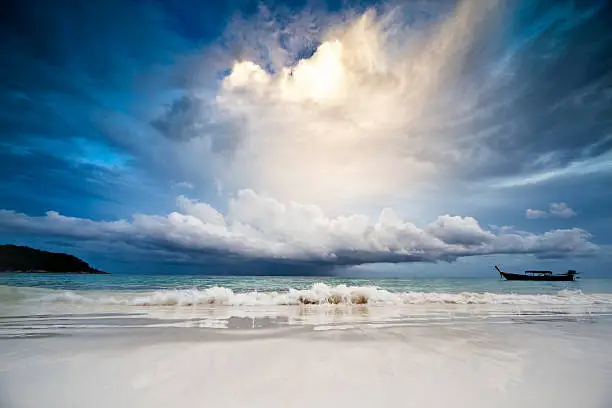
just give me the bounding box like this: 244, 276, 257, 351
0, 191, 597, 266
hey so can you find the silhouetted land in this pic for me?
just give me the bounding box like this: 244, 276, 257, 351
0, 244, 108, 274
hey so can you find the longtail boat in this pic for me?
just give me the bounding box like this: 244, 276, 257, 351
495, 265, 579, 281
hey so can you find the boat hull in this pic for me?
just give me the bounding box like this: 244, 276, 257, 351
499, 272, 576, 281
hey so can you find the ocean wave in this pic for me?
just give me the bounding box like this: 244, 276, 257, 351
31, 283, 612, 307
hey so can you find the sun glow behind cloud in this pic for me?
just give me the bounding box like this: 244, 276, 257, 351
196, 1, 507, 211
2, 0, 607, 271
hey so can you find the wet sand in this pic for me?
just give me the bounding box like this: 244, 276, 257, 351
1, 317, 611, 408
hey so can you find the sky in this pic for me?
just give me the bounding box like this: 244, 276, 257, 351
1, 0, 611, 277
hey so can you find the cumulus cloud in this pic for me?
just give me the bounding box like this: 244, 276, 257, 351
549, 203, 578, 218
526, 202, 577, 219
153, 0, 612, 212
0, 191, 597, 265
153, 1, 512, 210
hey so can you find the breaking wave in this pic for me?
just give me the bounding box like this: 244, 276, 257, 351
31, 283, 612, 307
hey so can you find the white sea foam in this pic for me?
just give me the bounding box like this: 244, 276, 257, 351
31, 283, 612, 307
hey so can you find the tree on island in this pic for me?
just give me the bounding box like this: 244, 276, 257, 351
0, 244, 108, 274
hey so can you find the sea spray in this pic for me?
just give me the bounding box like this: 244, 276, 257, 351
21, 283, 612, 307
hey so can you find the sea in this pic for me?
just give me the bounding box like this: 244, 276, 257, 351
1, 273, 612, 408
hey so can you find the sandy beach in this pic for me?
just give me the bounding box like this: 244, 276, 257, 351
2, 283, 612, 408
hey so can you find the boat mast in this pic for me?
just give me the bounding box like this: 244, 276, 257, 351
494, 265, 503, 278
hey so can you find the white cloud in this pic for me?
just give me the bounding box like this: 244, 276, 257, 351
426, 216, 495, 246
526, 203, 577, 219
144, 1, 611, 249
0, 191, 597, 265
164, 1, 508, 211
549, 202, 577, 218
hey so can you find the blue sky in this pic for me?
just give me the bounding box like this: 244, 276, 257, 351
1, 0, 611, 276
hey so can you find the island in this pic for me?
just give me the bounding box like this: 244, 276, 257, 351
0, 244, 109, 274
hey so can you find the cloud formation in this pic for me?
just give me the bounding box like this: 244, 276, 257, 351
152, 1, 510, 208
2, 0, 611, 273
526, 202, 577, 219
152, 0, 612, 212
0, 190, 597, 265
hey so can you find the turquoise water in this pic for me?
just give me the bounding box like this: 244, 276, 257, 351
1, 273, 610, 294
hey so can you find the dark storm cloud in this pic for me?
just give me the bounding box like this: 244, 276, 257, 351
0, 0, 194, 218
0, 0, 185, 89
0, 0, 187, 143
151, 96, 244, 153
446, 0, 612, 181
151, 96, 204, 141
0, 150, 114, 207
0, 148, 165, 220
